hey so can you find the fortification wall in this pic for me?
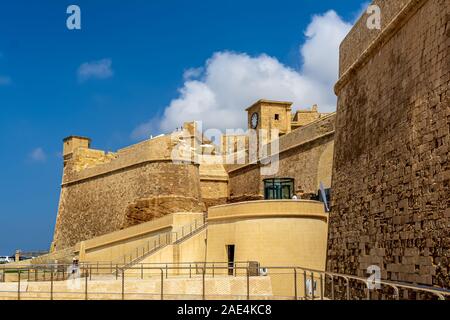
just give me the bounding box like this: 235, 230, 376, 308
338, 0, 414, 76
199, 161, 229, 208
328, 0, 450, 287
52, 135, 205, 251
227, 114, 335, 201
228, 165, 263, 202
200, 180, 229, 208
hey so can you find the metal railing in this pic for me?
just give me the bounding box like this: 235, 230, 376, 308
291, 266, 450, 300
173, 217, 208, 244
110, 216, 208, 271
0, 263, 449, 300
110, 231, 173, 268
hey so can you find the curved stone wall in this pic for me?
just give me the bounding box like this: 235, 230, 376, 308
52, 160, 204, 251
206, 200, 328, 269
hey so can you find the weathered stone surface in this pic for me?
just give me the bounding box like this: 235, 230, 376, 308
227, 114, 335, 199
124, 195, 206, 228
199, 162, 229, 209
328, 0, 450, 288
52, 133, 205, 251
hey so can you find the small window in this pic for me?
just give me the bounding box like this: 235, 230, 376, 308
264, 178, 294, 199
274, 114, 280, 120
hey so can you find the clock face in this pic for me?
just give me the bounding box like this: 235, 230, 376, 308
251, 112, 259, 129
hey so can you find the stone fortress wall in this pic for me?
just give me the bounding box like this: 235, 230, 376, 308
52, 131, 206, 251
52, 101, 335, 252
227, 113, 335, 202
328, 0, 450, 287
29, 0, 450, 294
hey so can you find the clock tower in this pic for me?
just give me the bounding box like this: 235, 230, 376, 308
246, 99, 293, 143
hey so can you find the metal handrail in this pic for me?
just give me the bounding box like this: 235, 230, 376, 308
288, 266, 450, 300
110, 217, 207, 272
1, 263, 449, 300
0, 261, 253, 270
110, 230, 173, 266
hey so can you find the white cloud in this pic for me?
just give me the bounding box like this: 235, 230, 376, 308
0, 75, 11, 86
300, 11, 352, 87
131, 117, 163, 141
29, 148, 47, 162
183, 67, 204, 80
352, 2, 371, 23
132, 10, 352, 139
77, 58, 113, 82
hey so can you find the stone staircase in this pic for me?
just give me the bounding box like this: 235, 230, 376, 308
112, 217, 207, 274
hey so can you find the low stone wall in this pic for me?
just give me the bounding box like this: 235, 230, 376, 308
0, 276, 273, 300
75, 212, 204, 263
207, 200, 329, 297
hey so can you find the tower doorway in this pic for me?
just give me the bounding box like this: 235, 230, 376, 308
226, 245, 235, 276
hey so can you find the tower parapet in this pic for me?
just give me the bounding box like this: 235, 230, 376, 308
63, 136, 91, 161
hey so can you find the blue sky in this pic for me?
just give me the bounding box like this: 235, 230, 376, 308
0, 0, 367, 255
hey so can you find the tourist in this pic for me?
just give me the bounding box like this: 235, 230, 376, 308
71, 257, 79, 274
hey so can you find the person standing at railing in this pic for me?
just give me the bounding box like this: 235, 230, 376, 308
71, 257, 79, 275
